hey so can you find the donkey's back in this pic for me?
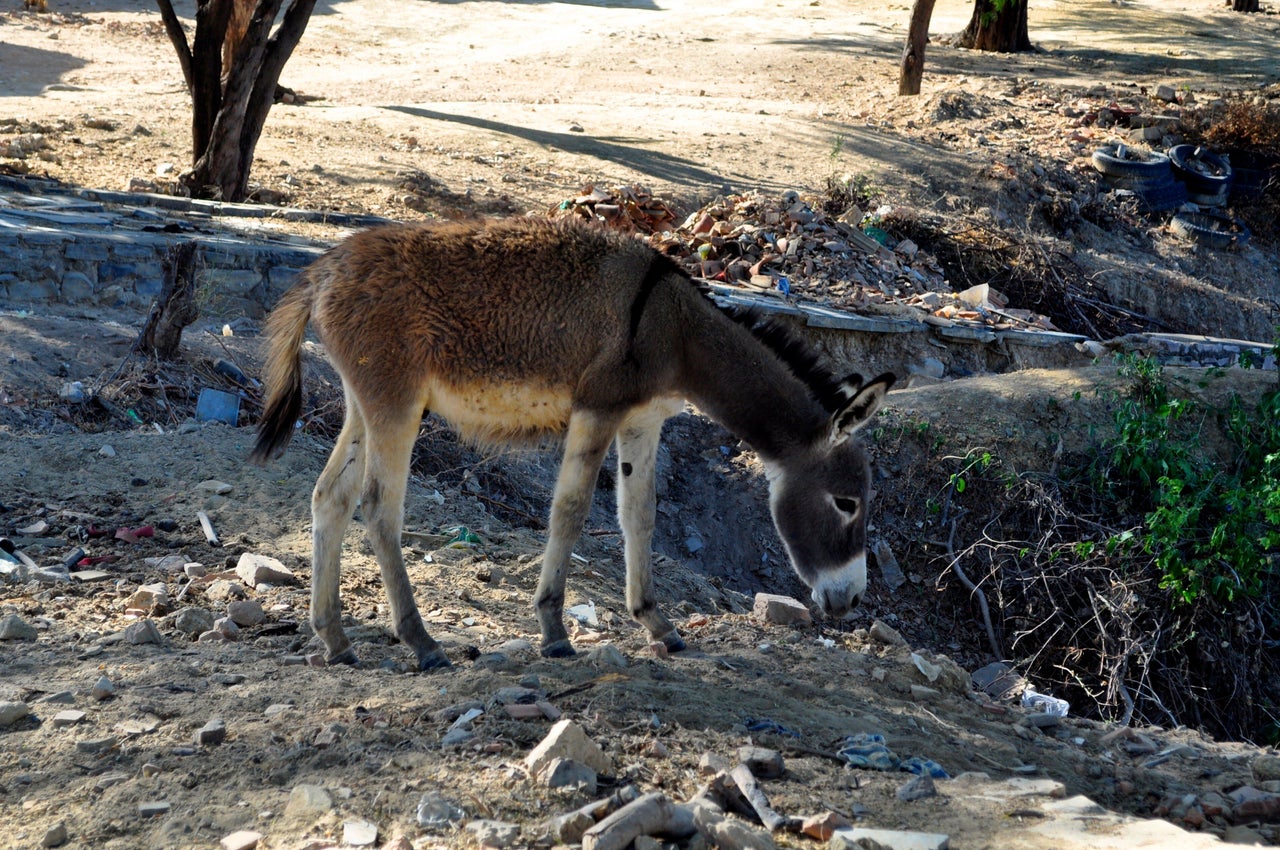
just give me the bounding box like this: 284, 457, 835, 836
275, 218, 674, 450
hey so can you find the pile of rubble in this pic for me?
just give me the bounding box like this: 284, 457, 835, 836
552, 184, 1060, 334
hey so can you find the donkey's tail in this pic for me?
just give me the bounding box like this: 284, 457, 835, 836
249, 274, 315, 464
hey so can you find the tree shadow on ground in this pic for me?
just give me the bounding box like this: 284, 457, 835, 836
0, 41, 88, 98
383, 105, 733, 190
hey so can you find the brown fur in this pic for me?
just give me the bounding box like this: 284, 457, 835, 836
253, 217, 893, 669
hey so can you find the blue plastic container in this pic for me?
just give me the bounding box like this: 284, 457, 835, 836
195, 388, 240, 425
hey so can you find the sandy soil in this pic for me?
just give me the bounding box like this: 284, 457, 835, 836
3, 1, 1280, 849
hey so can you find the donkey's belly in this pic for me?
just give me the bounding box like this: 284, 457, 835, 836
426, 378, 573, 445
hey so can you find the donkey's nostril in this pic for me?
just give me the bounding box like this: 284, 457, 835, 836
849, 593, 862, 611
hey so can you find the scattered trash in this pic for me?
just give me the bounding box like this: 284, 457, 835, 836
196, 510, 220, 546
1021, 687, 1070, 717
567, 601, 599, 627
417, 791, 466, 829
837, 733, 899, 770
445, 526, 482, 548
59, 381, 87, 403
1169, 210, 1251, 251
195, 388, 240, 425
837, 734, 949, 778
743, 717, 800, 738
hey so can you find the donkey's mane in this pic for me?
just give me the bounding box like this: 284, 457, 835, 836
718, 304, 851, 413
651, 253, 850, 413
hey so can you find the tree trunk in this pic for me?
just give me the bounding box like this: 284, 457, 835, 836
958, 0, 1032, 53
899, 0, 939, 96
141, 241, 200, 360
155, 0, 318, 202
1231, 0, 1259, 11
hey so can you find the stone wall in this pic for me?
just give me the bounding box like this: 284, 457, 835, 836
0, 176, 382, 318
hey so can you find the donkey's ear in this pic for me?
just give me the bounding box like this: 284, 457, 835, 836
830, 372, 895, 445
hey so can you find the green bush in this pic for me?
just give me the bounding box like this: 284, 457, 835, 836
1095, 353, 1280, 606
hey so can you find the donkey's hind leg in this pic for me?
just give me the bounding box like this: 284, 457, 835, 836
362, 409, 450, 670
617, 403, 684, 652
311, 391, 368, 666
535, 408, 622, 657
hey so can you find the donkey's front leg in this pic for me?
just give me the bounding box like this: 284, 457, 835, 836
535, 409, 620, 657
617, 405, 684, 652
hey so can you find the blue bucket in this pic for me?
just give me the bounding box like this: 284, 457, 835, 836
195, 388, 240, 425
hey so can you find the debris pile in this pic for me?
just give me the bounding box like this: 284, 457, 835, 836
553, 185, 1061, 334
550, 184, 677, 234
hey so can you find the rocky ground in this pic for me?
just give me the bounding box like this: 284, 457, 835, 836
3, 0, 1280, 849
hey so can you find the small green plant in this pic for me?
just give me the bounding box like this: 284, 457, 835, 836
947, 449, 993, 495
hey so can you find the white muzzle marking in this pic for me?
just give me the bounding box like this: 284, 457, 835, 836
810, 554, 868, 618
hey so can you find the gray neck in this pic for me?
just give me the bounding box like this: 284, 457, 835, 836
676, 308, 828, 461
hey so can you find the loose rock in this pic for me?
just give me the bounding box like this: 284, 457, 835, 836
173, 607, 215, 637
869, 620, 907, 646
76, 736, 118, 753
0, 701, 30, 727
91, 676, 115, 700
801, 812, 852, 841
1253, 754, 1280, 783
525, 719, 613, 776
127, 583, 170, 613
220, 830, 262, 850
586, 644, 628, 669
196, 718, 227, 746
465, 819, 521, 849
52, 709, 86, 728
124, 619, 164, 645
0, 613, 38, 640
226, 599, 266, 627
830, 827, 950, 850
736, 746, 784, 779
41, 822, 68, 848
343, 819, 378, 846
751, 593, 811, 626
235, 552, 295, 587
138, 801, 171, 817
540, 757, 598, 794
285, 783, 332, 817
897, 773, 938, 802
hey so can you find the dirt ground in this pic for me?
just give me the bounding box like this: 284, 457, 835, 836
3, 1, 1280, 849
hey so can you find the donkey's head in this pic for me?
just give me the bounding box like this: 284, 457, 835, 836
767, 373, 894, 619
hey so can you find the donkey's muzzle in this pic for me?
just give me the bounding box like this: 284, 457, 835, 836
813, 586, 861, 619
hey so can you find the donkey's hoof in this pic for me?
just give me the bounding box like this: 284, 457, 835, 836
657, 631, 687, 653
541, 639, 577, 658
418, 650, 452, 672
327, 648, 361, 667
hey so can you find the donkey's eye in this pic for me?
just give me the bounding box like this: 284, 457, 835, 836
833, 496, 860, 516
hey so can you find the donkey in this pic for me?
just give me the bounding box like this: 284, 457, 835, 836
252, 216, 894, 670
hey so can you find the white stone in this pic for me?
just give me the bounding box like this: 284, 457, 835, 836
91, 676, 115, 700
0, 701, 30, 727
226, 599, 266, 627
524, 719, 612, 776
285, 783, 332, 817
751, 593, 811, 625
220, 830, 262, 850
343, 819, 378, 847
830, 827, 949, 850
235, 552, 295, 587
